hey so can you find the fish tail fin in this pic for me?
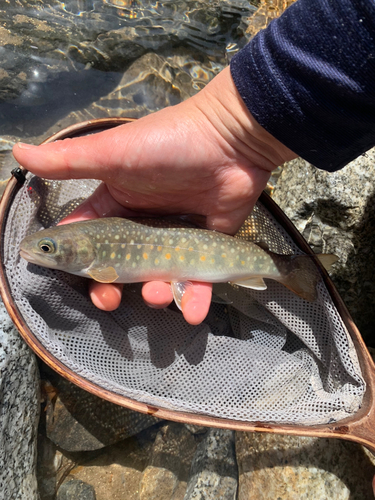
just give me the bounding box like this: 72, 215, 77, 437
277, 253, 336, 302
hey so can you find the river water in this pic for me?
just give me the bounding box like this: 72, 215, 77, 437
0, 1, 293, 156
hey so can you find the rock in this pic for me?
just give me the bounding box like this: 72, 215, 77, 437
42, 365, 160, 452
184, 424, 208, 436
184, 428, 238, 500
62, 424, 161, 500
0, 299, 40, 499
57, 479, 96, 500
273, 150, 375, 345
138, 422, 197, 500
37, 431, 62, 500
236, 432, 375, 500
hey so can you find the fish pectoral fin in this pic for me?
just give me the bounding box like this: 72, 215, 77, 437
230, 277, 267, 290
171, 281, 193, 310
88, 266, 119, 283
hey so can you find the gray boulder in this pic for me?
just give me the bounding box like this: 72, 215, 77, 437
273, 149, 375, 345
0, 300, 40, 499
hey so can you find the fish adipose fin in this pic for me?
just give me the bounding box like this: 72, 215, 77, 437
230, 277, 267, 290
88, 266, 119, 283
171, 281, 194, 310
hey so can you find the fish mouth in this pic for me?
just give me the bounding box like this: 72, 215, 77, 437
19, 249, 39, 264
19, 248, 55, 267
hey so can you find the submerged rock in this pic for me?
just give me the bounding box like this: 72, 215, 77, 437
184, 428, 238, 500
0, 299, 40, 499
139, 422, 197, 500
42, 365, 160, 452
236, 432, 375, 500
57, 479, 96, 500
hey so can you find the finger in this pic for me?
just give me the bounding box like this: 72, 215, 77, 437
58, 183, 140, 225
142, 281, 173, 309
180, 282, 212, 325
89, 281, 123, 311
12, 123, 133, 180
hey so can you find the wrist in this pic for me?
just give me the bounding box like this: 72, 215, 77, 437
191, 67, 297, 171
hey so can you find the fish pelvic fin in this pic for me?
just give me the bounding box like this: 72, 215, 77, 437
88, 266, 119, 283
171, 281, 194, 310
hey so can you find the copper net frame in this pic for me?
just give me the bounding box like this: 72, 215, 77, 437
1, 117, 375, 453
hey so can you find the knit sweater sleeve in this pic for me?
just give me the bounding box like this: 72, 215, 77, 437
230, 0, 375, 171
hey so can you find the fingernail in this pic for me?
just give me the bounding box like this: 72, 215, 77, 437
17, 142, 37, 150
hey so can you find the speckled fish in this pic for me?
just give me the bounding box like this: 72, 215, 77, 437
19, 217, 336, 308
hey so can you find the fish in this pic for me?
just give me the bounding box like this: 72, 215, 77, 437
19, 217, 337, 309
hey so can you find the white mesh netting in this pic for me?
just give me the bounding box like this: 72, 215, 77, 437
3, 174, 365, 425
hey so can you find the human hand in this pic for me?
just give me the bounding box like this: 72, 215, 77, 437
13, 67, 296, 324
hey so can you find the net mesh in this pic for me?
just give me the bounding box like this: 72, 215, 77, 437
3, 174, 365, 425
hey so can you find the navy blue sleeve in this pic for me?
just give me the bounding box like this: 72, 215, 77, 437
230, 0, 375, 171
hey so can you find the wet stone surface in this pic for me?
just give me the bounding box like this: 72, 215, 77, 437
185, 428, 237, 499
41, 364, 160, 452
236, 432, 375, 500
56, 479, 97, 500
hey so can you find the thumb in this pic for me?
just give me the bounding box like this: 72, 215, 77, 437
12, 122, 135, 181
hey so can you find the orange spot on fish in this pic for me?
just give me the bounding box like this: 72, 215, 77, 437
175, 246, 180, 252
165, 253, 171, 260
110, 252, 116, 259
179, 255, 185, 261
126, 253, 131, 260
200, 255, 206, 262
188, 247, 194, 252
157, 246, 162, 251
143, 253, 148, 260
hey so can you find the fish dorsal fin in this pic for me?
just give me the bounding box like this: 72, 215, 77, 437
230, 277, 267, 290
88, 266, 119, 283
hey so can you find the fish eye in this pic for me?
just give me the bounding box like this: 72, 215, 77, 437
38, 238, 56, 254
